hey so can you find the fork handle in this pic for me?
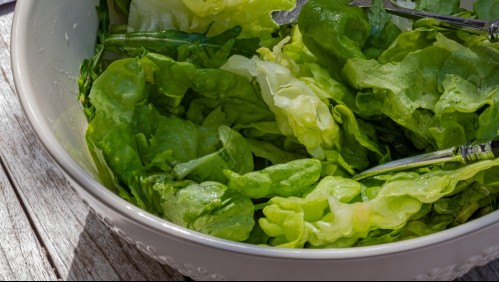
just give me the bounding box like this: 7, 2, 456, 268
489, 20, 499, 42
461, 140, 499, 163
386, 7, 499, 42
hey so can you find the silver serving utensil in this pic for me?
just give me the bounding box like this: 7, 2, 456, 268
348, 0, 499, 42
272, 0, 308, 25
353, 140, 499, 181
272, 0, 499, 42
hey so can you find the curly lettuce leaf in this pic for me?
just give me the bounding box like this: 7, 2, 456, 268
146, 177, 255, 241
174, 126, 254, 183
297, 0, 371, 78
221, 55, 340, 159
225, 158, 322, 198
86, 56, 256, 241
259, 159, 499, 248
343, 33, 499, 150
127, 0, 295, 38
82, 0, 499, 248
255, 29, 386, 170
138, 52, 275, 126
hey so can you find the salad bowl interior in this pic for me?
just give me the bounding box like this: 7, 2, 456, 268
11, 0, 499, 280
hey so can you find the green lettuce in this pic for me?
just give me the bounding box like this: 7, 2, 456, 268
473, 0, 499, 19
260, 159, 499, 248
251, 30, 386, 170
297, 0, 371, 78
221, 55, 341, 159
343, 33, 499, 150
416, 0, 460, 15
127, 0, 295, 38
81, 0, 499, 248
225, 159, 322, 198
147, 177, 255, 241
86, 56, 257, 241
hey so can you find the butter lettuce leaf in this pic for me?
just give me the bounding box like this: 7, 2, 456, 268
473, 0, 499, 20
221, 55, 341, 159
149, 177, 255, 241
83, 0, 499, 248
127, 0, 295, 38
260, 159, 499, 248
343, 33, 499, 150
86, 56, 256, 241
225, 159, 322, 198
416, 0, 460, 15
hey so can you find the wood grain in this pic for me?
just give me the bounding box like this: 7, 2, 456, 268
456, 260, 499, 281
0, 154, 57, 280
0, 4, 56, 280
0, 3, 184, 281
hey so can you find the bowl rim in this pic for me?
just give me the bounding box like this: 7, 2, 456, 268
11, 0, 499, 261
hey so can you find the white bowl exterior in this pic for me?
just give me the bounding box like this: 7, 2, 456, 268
11, 0, 499, 280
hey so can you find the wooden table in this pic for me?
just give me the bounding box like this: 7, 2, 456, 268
0, 2, 497, 281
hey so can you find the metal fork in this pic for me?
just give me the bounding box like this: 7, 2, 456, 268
272, 0, 499, 42
353, 139, 499, 181
348, 0, 498, 42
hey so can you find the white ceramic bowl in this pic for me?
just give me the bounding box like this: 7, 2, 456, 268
11, 0, 499, 280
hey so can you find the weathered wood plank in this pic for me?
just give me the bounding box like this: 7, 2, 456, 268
0, 3, 184, 281
0, 157, 57, 280
0, 4, 57, 281
455, 260, 499, 282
